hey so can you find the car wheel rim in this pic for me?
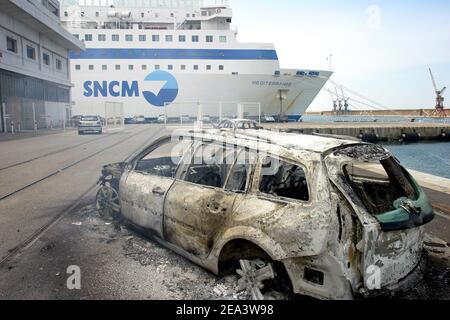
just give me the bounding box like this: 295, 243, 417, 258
236, 259, 277, 300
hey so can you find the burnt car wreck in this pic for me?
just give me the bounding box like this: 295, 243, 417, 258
96, 129, 434, 300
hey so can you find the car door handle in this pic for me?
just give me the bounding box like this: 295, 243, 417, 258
152, 187, 166, 196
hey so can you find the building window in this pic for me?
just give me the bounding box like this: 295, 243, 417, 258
181, 65, 186, 70
128, 65, 134, 70
192, 35, 199, 42
112, 34, 119, 41
194, 65, 199, 70
98, 34, 106, 41
6, 37, 17, 53
56, 59, 63, 70
84, 34, 93, 41
139, 35, 146, 42
155, 65, 160, 70
206, 35, 213, 43
206, 65, 211, 70
75, 64, 81, 70
43, 53, 51, 66
142, 65, 147, 70
219, 65, 224, 71
125, 34, 133, 42
88, 64, 94, 70
179, 35, 186, 42
26, 46, 36, 60
152, 35, 160, 42
168, 65, 173, 70
102, 65, 107, 70
165, 35, 173, 42
115, 65, 121, 70
220, 36, 227, 43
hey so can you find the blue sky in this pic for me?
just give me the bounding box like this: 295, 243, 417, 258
232, 0, 450, 111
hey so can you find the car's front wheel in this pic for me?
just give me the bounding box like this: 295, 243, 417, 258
96, 183, 121, 220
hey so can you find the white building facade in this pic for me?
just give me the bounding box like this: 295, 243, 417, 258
0, 0, 84, 132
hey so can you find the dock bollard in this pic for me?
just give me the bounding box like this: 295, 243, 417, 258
10, 121, 14, 135
439, 130, 450, 142
34, 121, 38, 134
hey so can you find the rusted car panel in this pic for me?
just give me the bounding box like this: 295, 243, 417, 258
97, 130, 434, 300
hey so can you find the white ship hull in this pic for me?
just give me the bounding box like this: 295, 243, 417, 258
72, 69, 332, 121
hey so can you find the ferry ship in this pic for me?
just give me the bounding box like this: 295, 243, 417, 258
60, 0, 332, 121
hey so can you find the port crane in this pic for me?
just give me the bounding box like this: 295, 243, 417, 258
429, 68, 447, 117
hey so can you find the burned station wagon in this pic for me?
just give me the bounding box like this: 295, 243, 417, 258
96, 129, 434, 300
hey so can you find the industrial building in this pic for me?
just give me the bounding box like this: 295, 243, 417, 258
0, 0, 84, 133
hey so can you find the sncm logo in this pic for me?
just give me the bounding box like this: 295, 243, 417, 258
82, 71, 179, 108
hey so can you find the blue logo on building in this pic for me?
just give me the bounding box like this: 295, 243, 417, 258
82, 70, 178, 108
142, 70, 179, 108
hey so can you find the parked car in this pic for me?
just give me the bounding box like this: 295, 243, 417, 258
96, 129, 434, 300
261, 115, 276, 123
157, 115, 166, 124
70, 115, 83, 127
78, 115, 103, 135
134, 115, 145, 124
215, 119, 263, 131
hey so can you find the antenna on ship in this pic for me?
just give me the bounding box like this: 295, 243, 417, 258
327, 50, 334, 72
429, 67, 447, 117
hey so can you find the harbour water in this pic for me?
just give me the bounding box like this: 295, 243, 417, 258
383, 142, 450, 179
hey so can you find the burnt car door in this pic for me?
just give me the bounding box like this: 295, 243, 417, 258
164, 142, 245, 259
119, 138, 193, 238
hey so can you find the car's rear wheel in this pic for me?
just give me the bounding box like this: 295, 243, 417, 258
96, 183, 121, 220
236, 259, 292, 300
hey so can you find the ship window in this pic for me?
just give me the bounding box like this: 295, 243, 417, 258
141, 12, 144, 18
179, 35, 186, 42
142, 65, 147, 70
194, 65, 199, 70
139, 35, 146, 42
102, 65, 107, 71
128, 65, 134, 70
206, 35, 213, 43
43, 53, 50, 65
56, 59, 62, 70
125, 35, 133, 42
88, 65, 94, 70
152, 35, 160, 42
165, 35, 173, 42
220, 36, 227, 43
168, 65, 173, 70
219, 65, 224, 71
98, 34, 106, 41
155, 65, 160, 70
95, 12, 99, 17
186, 13, 190, 18
75, 64, 81, 70
192, 35, 199, 42
201, 11, 207, 16
6, 37, 17, 53
112, 34, 120, 41
115, 65, 120, 70
170, 13, 174, 17
84, 34, 93, 41
64, 11, 68, 17
73, 34, 79, 39
181, 65, 186, 70
192, 14, 196, 18
206, 65, 211, 70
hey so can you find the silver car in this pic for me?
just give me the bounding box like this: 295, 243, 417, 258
78, 115, 103, 135
96, 129, 434, 300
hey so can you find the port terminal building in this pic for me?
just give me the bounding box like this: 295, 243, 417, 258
0, 0, 84, 133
